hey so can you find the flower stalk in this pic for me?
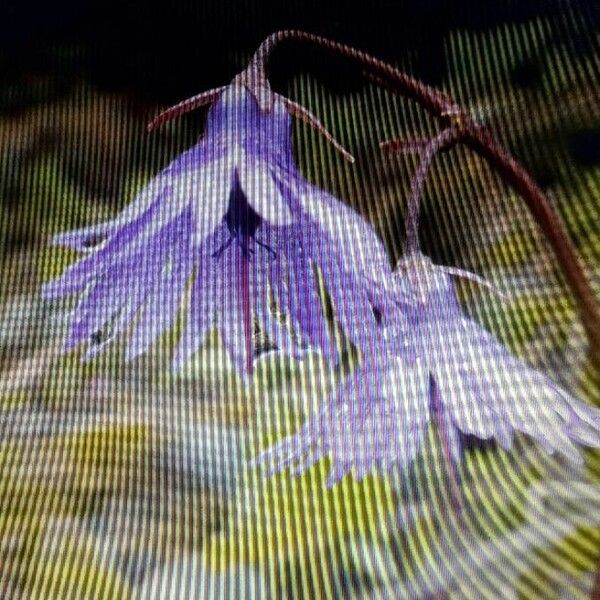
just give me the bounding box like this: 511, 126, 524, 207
248, 29, 600, 370
400, 128, 458, 255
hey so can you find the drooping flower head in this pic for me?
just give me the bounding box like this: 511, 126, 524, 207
43, 74, 393, 375
253, 126, 600, 485
396, 253, 600, 462
254, 253, 600, 486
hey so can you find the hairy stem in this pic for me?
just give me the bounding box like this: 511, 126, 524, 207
252, 29, 600, 367
251, 30, 462, 119
403, 128, 458, 254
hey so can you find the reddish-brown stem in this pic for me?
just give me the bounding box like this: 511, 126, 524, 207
379, 137, 432, 154
251, 30, 462, 119
252, 29, 600, 367
462, 125, 600, 363
403, 128, 459, 254
591, 556, 600, 600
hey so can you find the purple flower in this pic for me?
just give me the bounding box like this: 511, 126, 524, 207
396, 252, 600, 460
43, 85, 392, 373
254, 251, 600, 485
252, 355, 431, 487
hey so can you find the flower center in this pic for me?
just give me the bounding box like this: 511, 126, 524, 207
212, 173, 277, 261
224, 174, 262, 238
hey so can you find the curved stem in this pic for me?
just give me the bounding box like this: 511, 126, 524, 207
591, 557, 600, 600
249, 29, 600, 367
403, 128, 458, 254
462, 125, 600, 365
250, 30, 462, 119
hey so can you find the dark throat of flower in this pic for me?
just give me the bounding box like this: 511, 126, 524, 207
213, 174, 277, 261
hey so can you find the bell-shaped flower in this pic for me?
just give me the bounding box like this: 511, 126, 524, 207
253, 251, 600, 485
395, 252, 600, 464
43, 83, 392, 374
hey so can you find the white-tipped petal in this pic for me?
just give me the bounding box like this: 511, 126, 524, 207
238, 162, 293, 226
183, 160, 231, 246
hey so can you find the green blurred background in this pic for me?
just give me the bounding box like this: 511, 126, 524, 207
0, 1, 599, 597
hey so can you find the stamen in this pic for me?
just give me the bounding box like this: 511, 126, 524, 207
212, 235, 277, 262
254, 239, 277, 259
211, 236, 234, 259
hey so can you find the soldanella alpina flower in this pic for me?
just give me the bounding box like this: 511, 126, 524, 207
253, 120, 600, 484
394, 251, 600, 463
43, 75, 392, 374
254, 252, 600, 486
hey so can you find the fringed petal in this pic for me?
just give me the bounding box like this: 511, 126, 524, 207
429, 315, 588, 463
172, 232, 223, 371
252, 357, 432, 486
252, 249, 300, 359
216, 244, 254, 376
284, 250, 337, 361
278, 170, 391, 281
50, 221, 122, 252
189, 158, 232, 247
126, 216, 195, 361
65, 218, 181, 356
319, 258, 382, 354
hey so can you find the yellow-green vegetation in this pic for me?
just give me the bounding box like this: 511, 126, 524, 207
0, 14, 599, 599
203, 462, 397, 595
0, 426, 148, 598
